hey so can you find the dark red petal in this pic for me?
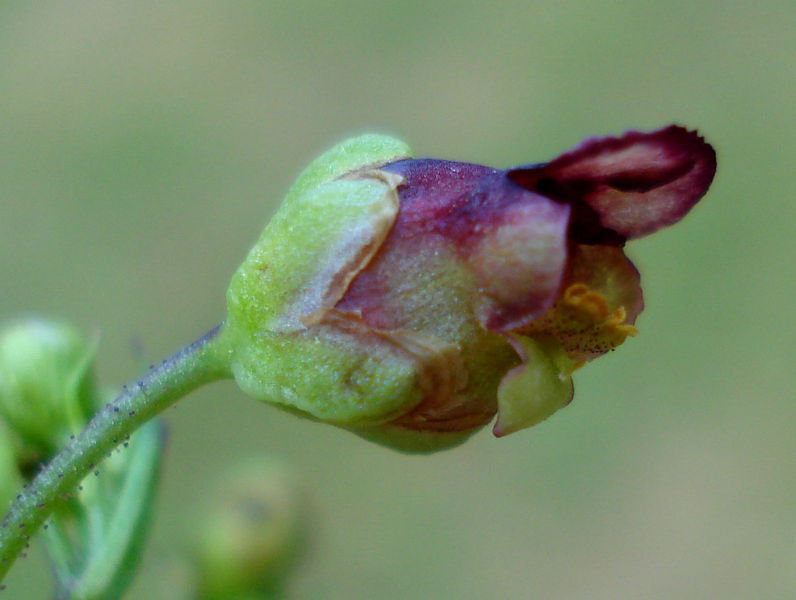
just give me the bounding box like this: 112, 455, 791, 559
508, 126, 717, 240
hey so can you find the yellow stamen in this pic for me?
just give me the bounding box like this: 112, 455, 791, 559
523, 283, 638, 361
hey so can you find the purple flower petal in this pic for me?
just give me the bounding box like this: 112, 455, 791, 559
381, 159, 571, 332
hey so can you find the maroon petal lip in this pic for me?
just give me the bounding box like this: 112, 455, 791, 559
507, 125, 717, 241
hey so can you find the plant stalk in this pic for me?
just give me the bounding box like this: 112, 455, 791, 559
0, 324, 232, 587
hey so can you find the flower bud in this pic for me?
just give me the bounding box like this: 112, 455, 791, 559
225, 127, 715, 451
193, 460, 306, 599
0, 319, 98, 464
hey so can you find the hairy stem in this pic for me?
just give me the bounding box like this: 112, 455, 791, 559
0, 324, 232, 587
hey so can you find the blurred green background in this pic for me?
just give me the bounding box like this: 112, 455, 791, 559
1, 1, 793, 598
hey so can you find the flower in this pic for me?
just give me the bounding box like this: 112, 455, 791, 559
225, 126, 716, 452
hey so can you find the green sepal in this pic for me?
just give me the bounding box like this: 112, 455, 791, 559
347, 424, 473, 454
226, 134, 411, 332
225, 135, 426, 428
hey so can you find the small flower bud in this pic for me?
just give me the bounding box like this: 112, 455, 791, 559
0, 319, 98, 464
225, 127, 716, 452
194, 460, 307, 599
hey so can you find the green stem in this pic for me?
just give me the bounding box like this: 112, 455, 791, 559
0, 324, 232, 587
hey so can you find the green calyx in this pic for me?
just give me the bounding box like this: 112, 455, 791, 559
225, 135, 427, 430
